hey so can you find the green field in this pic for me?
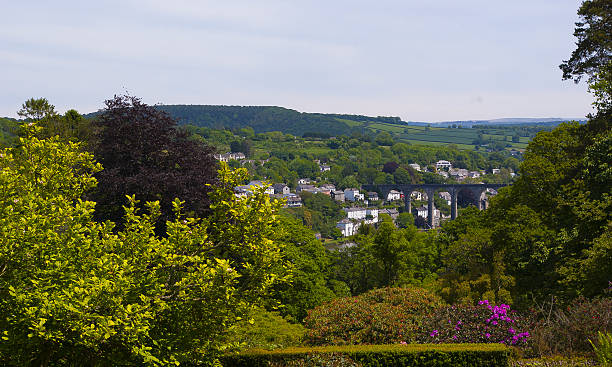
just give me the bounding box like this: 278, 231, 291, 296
352, 121, 530, 151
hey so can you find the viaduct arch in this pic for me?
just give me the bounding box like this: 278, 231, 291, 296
362, 184, 507, 228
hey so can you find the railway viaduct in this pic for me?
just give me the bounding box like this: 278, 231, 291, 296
362, 184, 508, 228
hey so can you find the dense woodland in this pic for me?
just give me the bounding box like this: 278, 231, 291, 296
0, 1, 611, 365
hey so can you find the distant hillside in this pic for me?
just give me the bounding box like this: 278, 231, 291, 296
432, 118, 586, 128
84, 105, 582, 134
0, 117, 20, 147
82, 105, 583, 152
146, 105, 406, 137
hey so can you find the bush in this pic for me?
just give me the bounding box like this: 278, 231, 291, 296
418, 300, 531, 347
227, 308, 305, 350
220, 344, 510, 367
529, 297, 612, 357
304, 287, 444, 345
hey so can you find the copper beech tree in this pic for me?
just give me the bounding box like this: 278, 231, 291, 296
91, 95, 218, 233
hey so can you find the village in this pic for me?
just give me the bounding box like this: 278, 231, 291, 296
217, 153, 506, 236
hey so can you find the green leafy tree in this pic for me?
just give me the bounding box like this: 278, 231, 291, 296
0, 129, 288, 366
396, 212, 414, 229
269, 215, 347, 321
17, 97, 57, 121
560, 0, 612, 82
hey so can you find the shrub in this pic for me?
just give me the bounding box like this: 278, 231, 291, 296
220, 344, 511, 367
304, 287, 444, 345
0, 130, 289, 366
227, 308, 305, 350
529, 297, 612, 357
418, 300, 531, 347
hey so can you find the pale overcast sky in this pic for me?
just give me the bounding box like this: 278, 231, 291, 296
0, 0, 593, 121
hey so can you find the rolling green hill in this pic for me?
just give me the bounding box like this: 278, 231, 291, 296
83, 105, 574, 152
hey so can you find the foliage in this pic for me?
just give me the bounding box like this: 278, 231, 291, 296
220, 344, 510, 367
589, 331, 612, 366
226, 308, 305, 350
285, 192, 344, 238
560, 0, 612, 83
333, 222, 440, 294
268, 215, 347, 322
230, 139, 254, 157
17, 97, 57, 121
418, 301, 530, 348
396, 212, 414, 228
90, 95, 218, 233
528, 297, 612, 358
304, 287, 444, 346
0, 117, 20, 147
152, 105, 362, 137
0, 130, 288, 366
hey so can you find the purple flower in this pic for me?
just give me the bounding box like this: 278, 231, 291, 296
485, 333, 491, 338
430, 330, 439, 337
509, 327, 516, 334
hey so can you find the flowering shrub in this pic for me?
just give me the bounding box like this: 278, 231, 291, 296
304, 287, 444, 346
417, 300, 530, 347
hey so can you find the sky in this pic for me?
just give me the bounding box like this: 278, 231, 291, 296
0, 0, 594, 122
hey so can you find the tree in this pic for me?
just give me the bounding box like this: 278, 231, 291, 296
90, 95, 218, 232
560, 0, 612, 82
269, 215, 346, 321
375, 131, 394, 146
382, 161, 399, 174
0, 128, 289, 365
393, 167, 413, 184
17, 97, 57, 121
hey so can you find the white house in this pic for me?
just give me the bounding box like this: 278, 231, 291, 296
344, 188, 364, 202
367, 192, 379, 201
337, 219, 360, 237
297, 178, 311, 185
492, 168, 501, 174
319, 164, 331, 172
468, 171, 481, 178
416, 205, 429, 218
411, 191, 427, 201
436, 160, 452, 170
343, 207, 367, 220
214, 152, 246, 162
437, 171, 449, 178
408, 163, 421, 172
365, 208, 379, 224
387, 190, 401, 201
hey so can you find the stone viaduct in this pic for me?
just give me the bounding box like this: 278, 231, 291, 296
362, 184, 507, 228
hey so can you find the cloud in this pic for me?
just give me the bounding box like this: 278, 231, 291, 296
0, 0, 589, 120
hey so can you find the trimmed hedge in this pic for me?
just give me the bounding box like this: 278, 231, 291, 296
221, 343, 510, 366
